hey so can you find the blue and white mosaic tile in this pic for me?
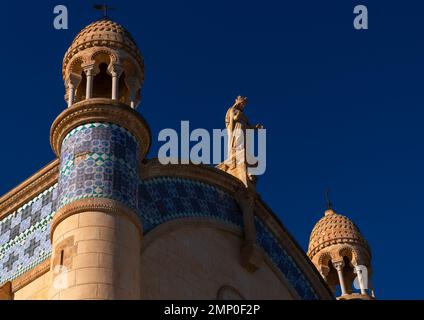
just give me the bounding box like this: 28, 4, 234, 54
255, 218, 318, 299
58, 123, 140, 211
0, 185, 58, 284
138, 177, 243, 233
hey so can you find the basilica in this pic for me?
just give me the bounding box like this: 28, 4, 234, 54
0, 17, 374, 300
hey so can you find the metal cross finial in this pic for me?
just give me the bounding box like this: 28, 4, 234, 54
93, 4, 115, 18
325, 188, 333, 210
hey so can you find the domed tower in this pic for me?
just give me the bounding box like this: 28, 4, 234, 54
63, 17, 144, 108
307, 207, 375, 300
48, 17, 150, 299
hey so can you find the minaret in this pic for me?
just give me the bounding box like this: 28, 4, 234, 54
307, 205, 375, 300
48, 17, 150, 299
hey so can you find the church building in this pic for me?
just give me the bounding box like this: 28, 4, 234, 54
0, 17, 374, 300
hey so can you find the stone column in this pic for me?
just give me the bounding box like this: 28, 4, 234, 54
82, 64, 98, 100
109, 64, 123, 100
66, 73, 81, 107
125, 76, 140, 109
67, 82, 75, 107
368, 273, 375, 297
354, 265, 367, 295
319, 265, 330, 281
333, 261, 347, 296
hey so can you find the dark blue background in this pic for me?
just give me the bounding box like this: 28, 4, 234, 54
1, 1, 421, 299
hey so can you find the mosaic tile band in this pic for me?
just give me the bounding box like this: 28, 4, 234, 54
58, 123, 140, 211
0, 185, 57, 284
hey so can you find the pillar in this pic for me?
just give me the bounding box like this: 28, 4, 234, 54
368, 273, 375, 297
319, 265, 330, 282
109, 64, 123, 100
333, 261, 347, 296
125, 76, 140, 109
66, 73, 81, 107
354, 265, 367, 295
67, 82, 75, 107
85, 71, 93, 99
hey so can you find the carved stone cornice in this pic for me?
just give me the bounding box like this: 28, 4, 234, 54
0, 159, 59, 220
308, 238, 370, 261
50, 98, 151, 159
63, 39, 143, 80
140, 158, 247, 195
50, 198, 143, 241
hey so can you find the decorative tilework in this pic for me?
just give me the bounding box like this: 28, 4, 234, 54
58, 123, 139, 211
255, 218, 318, 300
137, 177, 319, 300
138, 177, 243, 233
0, 185, 58, 284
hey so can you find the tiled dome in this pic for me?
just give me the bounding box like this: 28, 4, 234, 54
63, 17, 143, 76
307, 209, 369, 259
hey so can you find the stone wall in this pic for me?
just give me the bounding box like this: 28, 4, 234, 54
14, 271, 50, 300
140, 223, 296, 299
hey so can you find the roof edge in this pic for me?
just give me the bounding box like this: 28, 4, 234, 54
0, 159, 59, 220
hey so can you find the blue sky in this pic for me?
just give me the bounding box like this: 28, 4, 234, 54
1, 1, 423, 299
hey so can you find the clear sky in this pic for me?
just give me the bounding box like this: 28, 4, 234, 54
0, 0, 422, 299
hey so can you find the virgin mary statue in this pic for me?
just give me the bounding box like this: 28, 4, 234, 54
225, 96, 261, 166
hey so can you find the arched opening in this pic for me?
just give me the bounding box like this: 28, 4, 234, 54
74, 70, 86, 102
92, 63, 112, 98
67, 59, 84, 105
118, 71, 129, 103
325, 261, 339, 295
342, 256, 355, 294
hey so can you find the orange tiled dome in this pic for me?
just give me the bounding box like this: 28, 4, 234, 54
63, 17, 143, 77
307, 209, 369, 259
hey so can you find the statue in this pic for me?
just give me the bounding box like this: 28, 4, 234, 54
225, 96, 263, 186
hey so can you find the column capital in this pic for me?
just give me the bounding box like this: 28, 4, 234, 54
81, 63, 100, 77
65, 72, 82, 87
319, 265, 330, 278
332, 260, 345, 271
108, 63, 124, 77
